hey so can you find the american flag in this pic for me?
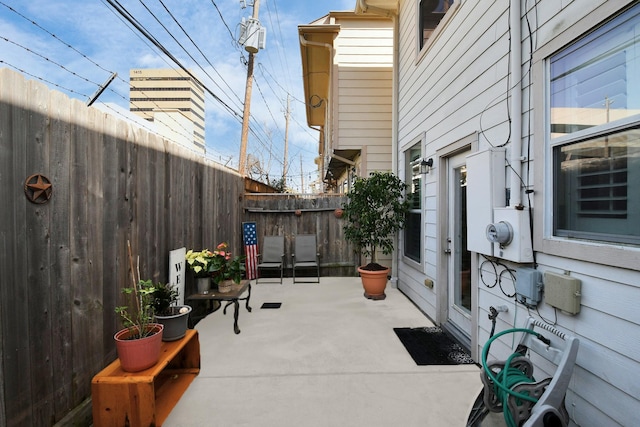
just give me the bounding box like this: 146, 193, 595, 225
242, 222, 258, 280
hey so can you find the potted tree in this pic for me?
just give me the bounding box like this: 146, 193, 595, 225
342, 171, 410, 300
114, 279, 164, 372
152, 281, 193, 342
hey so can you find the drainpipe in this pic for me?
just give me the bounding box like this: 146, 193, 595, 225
509, 0, 523, 207
299, 34, 334, 181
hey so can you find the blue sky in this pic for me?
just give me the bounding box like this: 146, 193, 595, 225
0, 0, 354, 192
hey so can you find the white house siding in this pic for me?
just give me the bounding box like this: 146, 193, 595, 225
330, 16, 394, 266
396, 0, 512, 316
392, 0, 640, 425
332, 19, 394, 177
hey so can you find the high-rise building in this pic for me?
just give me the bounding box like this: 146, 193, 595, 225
129, 68, 205, 152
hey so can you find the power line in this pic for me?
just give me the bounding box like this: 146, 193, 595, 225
103, 0, 240, 120
145, 0, 244, 110
1, 0, 318, 185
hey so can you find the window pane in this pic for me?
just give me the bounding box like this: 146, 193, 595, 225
405, 212, 422, 263
550, 4, 640, 138
554, 127, 640, 243
404, 144, 422, 262
419, 0, 454, 49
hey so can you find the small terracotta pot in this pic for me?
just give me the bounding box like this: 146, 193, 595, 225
334, 208, 343, 218
114, 324, 164, 372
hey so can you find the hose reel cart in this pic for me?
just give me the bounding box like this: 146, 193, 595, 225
468, 317, 579, 427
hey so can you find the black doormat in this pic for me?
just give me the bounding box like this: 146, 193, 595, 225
260, 302, 282, 309
393, 327, 475, 365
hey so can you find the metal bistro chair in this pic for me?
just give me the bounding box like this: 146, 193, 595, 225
256, 236, 285, 284
292, 234, 320, 283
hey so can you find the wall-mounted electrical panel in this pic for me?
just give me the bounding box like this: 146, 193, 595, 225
466, 148, 506, 256
544, 271, 582, 315
516, 267, 543, 307
491, 207, 534, 263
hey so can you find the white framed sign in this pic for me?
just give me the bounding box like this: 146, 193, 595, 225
169, 247, 186, 305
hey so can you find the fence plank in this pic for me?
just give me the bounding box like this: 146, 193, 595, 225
26, 79, 56, 426
1, 68, 33, 425
49, 88, 74, 420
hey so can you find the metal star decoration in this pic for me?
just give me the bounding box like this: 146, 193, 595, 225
24, 173, 53, 204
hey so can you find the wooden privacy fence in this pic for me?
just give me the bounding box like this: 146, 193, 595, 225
0, 69, 359, 426
243, 194, 359, 277
0, 69, 245, 426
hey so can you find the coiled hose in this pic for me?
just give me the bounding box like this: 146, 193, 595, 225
482, 328, 545, 427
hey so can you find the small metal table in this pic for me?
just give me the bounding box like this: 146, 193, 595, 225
187, 280, 252, 334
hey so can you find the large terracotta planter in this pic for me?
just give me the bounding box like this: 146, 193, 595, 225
114, 323, 164, 372
155, 306, 192, 341
358, 266, 390, 300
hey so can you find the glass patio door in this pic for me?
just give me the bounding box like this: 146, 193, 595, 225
446, 151, 471, 335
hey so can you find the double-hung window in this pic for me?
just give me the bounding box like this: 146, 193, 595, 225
404, 144, 422, 263
549, 3, 640, 245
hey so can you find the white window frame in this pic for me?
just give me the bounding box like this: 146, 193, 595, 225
415, 0, 460, 62
533, 1, 640, 271
402, 133, 425, 271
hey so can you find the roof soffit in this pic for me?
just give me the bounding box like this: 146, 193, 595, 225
354, 0, 398, 15
298, 25, 339, 127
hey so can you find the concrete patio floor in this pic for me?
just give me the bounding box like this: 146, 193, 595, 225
164, 277, 482, 427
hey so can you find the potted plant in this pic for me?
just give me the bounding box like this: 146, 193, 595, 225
114, 279, 164, 372
186, 243, 246, 293
151, 281, 193, 341
186, 249, 215, 293
207, 242, 246, 293
342, 171, 410, 300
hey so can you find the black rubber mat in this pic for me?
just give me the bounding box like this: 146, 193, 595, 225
393, 327, 475, 365
260, 302, 282, 309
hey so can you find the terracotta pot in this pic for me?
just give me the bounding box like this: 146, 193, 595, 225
114, 323, 164, 372
357, 266, 390, 300
155, 306, 192, 341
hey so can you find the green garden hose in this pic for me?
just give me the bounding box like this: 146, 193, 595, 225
482, 328, 546, 427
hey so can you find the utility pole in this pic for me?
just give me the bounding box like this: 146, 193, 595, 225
300, 154, 304, 193
238, 0, 260, 176
283, 94, 290, 181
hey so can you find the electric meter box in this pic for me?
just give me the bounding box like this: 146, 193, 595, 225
466, 148, 506, 256
492, 207, 533, 263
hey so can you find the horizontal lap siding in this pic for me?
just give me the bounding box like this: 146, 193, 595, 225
395, 0, 639, 425
396, 0, 510, 312
528, 2, 639, 425
333, 18, 394, 177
